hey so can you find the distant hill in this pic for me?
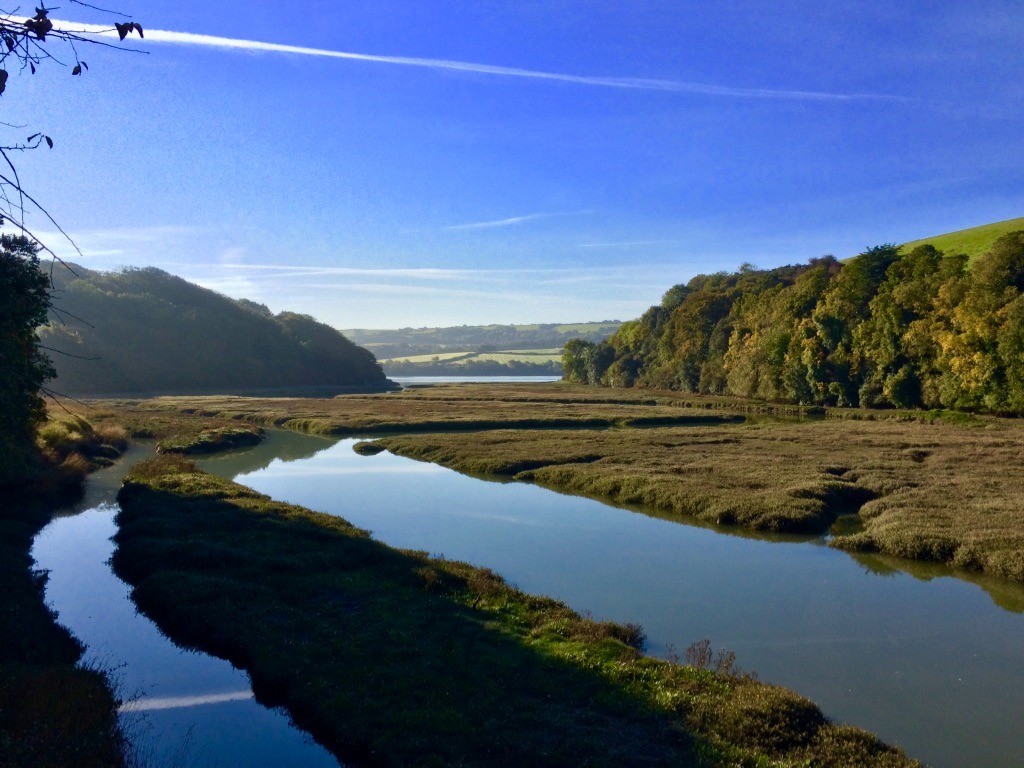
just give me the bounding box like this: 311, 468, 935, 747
40, 265, 390, 396
899, 216, 1024, 261
342, 322, 621, 361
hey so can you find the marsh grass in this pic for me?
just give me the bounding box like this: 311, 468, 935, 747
113, 457, 918, 767
72, 384, 1024, 580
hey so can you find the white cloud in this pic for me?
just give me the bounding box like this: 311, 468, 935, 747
51, 20, 907, 102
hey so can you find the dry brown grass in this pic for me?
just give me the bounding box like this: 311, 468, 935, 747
79, 384, 1024, 581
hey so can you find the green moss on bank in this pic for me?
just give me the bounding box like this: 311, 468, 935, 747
113, 456, 918, 768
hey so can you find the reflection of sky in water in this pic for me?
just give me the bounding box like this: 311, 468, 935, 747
120, 690, 254, 713
32, 443, 339, 768
221, 433, 1024, 768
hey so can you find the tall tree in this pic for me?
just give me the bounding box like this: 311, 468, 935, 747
0, 235, 53, 483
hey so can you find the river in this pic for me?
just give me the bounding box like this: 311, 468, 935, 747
202, 430, 1024, 768
33, 429, 1024, 767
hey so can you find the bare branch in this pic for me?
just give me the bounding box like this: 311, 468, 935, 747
38, 344, 101, 360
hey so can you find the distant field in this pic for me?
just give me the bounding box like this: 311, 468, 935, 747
382, 351, 473, 364
382, 349, 562, 365
900, 216, 1024, 261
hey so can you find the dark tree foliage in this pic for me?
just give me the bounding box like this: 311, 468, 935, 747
37, 265, 389, 395
0, 235, 53, 483
569, 233, 1024, 413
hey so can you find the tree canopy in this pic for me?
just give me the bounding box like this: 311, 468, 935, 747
566, 232, 1024, 413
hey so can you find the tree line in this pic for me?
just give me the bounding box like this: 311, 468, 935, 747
37, 263, 388, 397
564, 231, 1024, 413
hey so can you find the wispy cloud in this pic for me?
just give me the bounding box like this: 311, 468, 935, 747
52, 20, 906, 102
443, 211, 589, 231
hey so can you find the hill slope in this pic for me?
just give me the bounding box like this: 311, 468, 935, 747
40, 265, 389, 396
342, 322, 620, 360
899, 216, 1024, 260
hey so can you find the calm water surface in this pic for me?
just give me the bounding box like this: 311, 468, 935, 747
32, 442, 339, 768
201, 430, 1024, 768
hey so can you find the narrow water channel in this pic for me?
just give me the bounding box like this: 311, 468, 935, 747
31, 443, 339, 768
200, 430, 1024, 768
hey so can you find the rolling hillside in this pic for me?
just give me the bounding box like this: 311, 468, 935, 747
899, 216, 1024, 260
344, 322, 620, 376
342, 322, 620, 360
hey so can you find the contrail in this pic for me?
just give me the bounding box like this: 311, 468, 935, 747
52, 19, 906, 102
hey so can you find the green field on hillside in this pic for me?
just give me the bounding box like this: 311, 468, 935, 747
900, 216, 1024, 260
382, 349, 563, 365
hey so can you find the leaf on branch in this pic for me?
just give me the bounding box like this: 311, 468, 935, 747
24, 11, 53, 41
27, 133, 39, 142
72, 64, 82, 76
4, 36, 14, 52
82, 61, 89, 70
0, 70, 7, 95
133, 23, 144, 39
30, 62, 35, 74
44, 136, 53, 149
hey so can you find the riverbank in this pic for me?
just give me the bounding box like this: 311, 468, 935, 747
0, 417, 131, 767
80, 383, 1024, 581
114, 454, 919, 767
368, 415, 1024, 581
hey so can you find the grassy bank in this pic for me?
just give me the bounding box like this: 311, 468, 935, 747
113, 455, 918, 768
0, 416, 131, 768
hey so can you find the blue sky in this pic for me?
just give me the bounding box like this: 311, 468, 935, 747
7, 1, 1024, 328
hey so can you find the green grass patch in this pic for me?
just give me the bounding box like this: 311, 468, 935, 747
899, 216, 1024, 262
158, 425, 265, 455
113, 457, 918, 767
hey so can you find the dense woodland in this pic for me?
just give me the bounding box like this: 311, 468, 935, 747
564, 232, 1024, 413
39, 265, 389, 396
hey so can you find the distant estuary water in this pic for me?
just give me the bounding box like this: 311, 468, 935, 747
199, 431, 1024, 768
